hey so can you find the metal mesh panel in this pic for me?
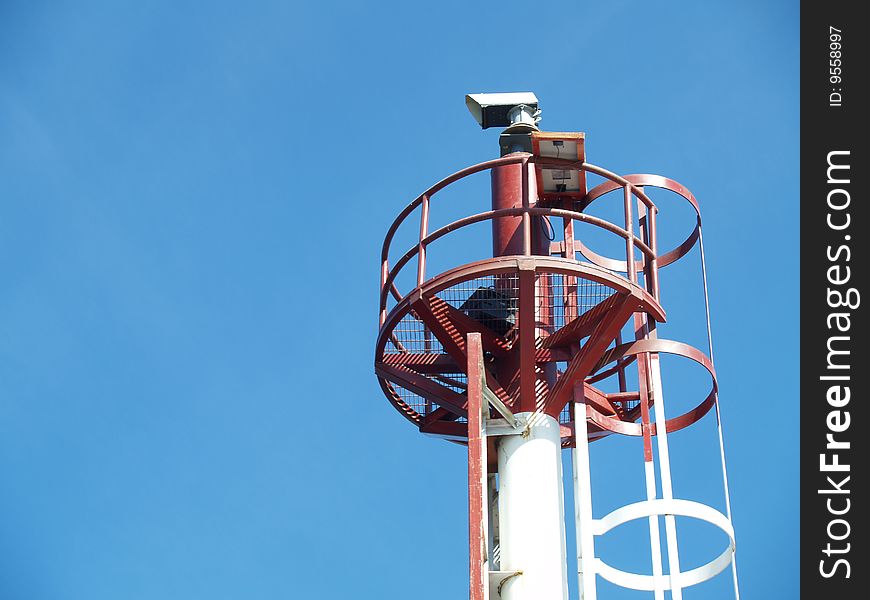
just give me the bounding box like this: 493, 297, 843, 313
536, 273, 613, 333
392, 382, 436, 417
541, 275, 613, 427
385, 312, 444, 355
619, 397, 640, 414
390, 372, 469, 419
387, 275, 516, 420
438, 275, 520, 338
385, 272, 615, 423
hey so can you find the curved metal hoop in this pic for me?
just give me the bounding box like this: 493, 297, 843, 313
577, 174, 702, 272
592, 499, 735, 591
584, 338, 717, 437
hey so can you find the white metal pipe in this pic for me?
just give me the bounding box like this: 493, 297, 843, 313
572, 403, 597, 600
497, 412, 569, 600
648, 355, 683, 600
643, 460, 666, 600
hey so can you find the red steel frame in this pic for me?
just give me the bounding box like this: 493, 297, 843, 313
375, 152, 715, 447
467, 332, 488, 600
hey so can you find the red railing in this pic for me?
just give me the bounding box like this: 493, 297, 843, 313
378, 153, 679, 326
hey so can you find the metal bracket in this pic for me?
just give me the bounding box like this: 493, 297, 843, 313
516, 257, 536, 271
482, 384, 518, 430
469, 330, 520, 432
486, 415, 527, 437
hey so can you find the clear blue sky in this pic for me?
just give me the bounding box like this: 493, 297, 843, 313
1, 1, 797, 598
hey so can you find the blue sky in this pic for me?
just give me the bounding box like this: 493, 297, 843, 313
1, 1, 797, 598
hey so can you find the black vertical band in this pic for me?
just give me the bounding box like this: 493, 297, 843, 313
801, 3, 866, 596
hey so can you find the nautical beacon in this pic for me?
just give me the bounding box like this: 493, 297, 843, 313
374, 93, 739, 600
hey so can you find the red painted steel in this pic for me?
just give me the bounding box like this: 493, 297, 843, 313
467, 333, 487, 600
491, 159, 528, 257
543, 296, 636, 416
491, 156, 555, 412
374, 146, 719, 449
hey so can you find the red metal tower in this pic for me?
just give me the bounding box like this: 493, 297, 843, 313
374, 93, 738, 599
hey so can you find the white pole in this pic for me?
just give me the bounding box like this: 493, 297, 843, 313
497, 412, 569, 600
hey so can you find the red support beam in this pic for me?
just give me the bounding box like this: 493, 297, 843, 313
607, 391, 641, 404
543, 292, 623, 349
375, 363, 468, 418
419, 419, 467, 438
634, 313, 655, 461
582, 383, 619, 417
534, 344, 573, 364
517, 266, 538, 412
381, 352, 459, 374
436, 299, 512, 357
412, 294, 513, 407
420, 406, 461, 428
467, 333, 488, 600
543, 296, 636, 416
